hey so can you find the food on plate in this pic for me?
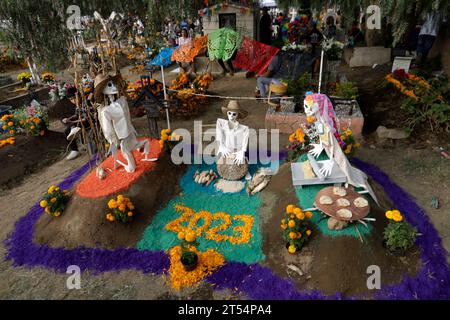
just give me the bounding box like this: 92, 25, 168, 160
336, 208, 352, 219
333, 187, 347, 197
319, 195, 333, 205
336, 198, 350, 207
302, 160, 316, 179
354, 197, 369, 208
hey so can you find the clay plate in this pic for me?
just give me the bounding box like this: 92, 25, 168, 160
314, 186, 370, 221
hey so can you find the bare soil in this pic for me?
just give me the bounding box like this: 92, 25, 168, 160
33, 152, 186, 249
0, 130, 67, 190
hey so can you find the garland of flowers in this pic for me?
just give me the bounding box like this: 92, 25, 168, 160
0, 137, 15, 149
385, 69, 431, 101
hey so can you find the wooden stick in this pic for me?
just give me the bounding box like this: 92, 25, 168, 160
354, 224, 364, 243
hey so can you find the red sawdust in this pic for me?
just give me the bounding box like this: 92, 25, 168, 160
76, 138, 162, 199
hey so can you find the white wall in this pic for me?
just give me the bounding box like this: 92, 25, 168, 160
202, 6, 254, 39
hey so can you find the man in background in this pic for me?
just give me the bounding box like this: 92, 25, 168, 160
259, 7, 272, 45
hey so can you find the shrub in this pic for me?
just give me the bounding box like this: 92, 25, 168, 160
383, 210, 417, 252
281, 204, 313, 253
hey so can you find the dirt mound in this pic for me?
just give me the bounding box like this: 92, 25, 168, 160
260, 162, 420, 297
0, 131, 67, 189
33, 152, 187, 249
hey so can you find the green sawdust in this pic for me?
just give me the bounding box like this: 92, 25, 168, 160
294, 153, 373, 238
137, 163, 265, 264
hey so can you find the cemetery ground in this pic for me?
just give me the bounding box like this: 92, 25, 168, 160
0, 65, 449, 299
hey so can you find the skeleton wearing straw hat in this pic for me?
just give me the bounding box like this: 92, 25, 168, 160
216, 100, 251, 181
94, 73, 157, 173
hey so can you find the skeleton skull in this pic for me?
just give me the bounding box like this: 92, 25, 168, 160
227, 111, 238, 122
303, 96, 319, 117
102, 80, 118, 96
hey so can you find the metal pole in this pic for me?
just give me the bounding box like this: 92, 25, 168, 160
318, 48, 324, 94
160, 65, 171, 130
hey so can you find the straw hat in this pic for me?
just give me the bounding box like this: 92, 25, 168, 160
221, 100, 248, 119
94, 73, 122, 104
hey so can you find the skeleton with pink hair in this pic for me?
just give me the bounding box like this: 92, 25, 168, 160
304, 93, 378, 204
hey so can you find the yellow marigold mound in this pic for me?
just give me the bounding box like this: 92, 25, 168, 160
168, 246, 225, 291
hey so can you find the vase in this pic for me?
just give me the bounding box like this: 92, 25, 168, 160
181, 253, 198, 272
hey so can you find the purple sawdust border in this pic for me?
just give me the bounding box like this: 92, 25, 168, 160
4, 157, 450, 299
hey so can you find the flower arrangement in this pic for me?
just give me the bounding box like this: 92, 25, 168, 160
281, 43, 311, 52
339, 127, 360, 156
286, 128, 310, 161
39, 185, 70, 217
0, 114, 18, 136
322, 39, 344, 61
17, 72, 32, 84
0, 137, 15, 149
168, 245, 224, 290
106, 194, 135, 223
23, 116, 46, 136
177, 230, 199, 271
41, 72, 55, 84
48, 83, 77, 102
281, 204, 313, 254
385, 69, 431, 101
159, 128, 182, 151
169, 72, 190, 90
192, 73, 213, 91
383, 209, 417, 253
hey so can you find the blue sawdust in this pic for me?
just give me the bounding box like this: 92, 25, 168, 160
294, 153, 373, 238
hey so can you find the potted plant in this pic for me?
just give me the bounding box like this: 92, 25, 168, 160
177, 231, 199, 271
281, 204, 313, 254
383, 210, 417, 255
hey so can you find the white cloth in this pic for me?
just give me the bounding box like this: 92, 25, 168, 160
216, 118, 249, 154
419, 12, 441, 36
98, 96, 137, 147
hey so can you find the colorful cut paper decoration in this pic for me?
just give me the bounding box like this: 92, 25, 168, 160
148, 47, 178, 67
171, 36, 208, 63
207, 28, 241, 61
76, 138, 161, 198
234, 37, 280, 76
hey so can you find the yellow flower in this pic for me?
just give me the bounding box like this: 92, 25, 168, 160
288, 244, 297, 254
45, 207, 51, 214
288, 220, 295, 228
118, 204, 126, 212
306, 229, 312, 236
9, 130, 14, 135
48, 186, 56, 193
50, 197, 57, 203
288, 134, 295, 143
40, 200, 48, 208
108, 199, 118, 209
297, 232, 302, 238
286, 204, 295, 214
185, 232, 195, 242
7, 122, 13, 127
289, 231, 297, 239
178, 231, 186, 240
385, 210, 393, 220
305, 211, 313, 219
345, 129, 352, 136
117, 195, 124, 202
293, 207, 302, 215
1, 125, 6, 130
392, 210, 403, 222
127, 211, 133, 217
30, 126, 35, 130
127, 203, 135, 210
54, 211, 61, 217
280, 224, 287, 230
297, 211, 305, 220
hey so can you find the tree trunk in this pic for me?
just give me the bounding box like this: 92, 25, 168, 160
26, 56, 40, 85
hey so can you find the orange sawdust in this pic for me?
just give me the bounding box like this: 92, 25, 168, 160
76, 138, 161, 199
168, 246, 225, 290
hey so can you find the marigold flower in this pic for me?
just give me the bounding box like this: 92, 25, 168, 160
293, 207, 302, 215
50, 197, 57, 203
127, 211, 133, 217
385, 210, 393, 220
286, 204, 295, 214
178, 231, 186, 240
288, 220, 295, 228
289, 231, 297, 239
185, 232, 195, 242
40, 200, 48, 208
305, 211, 313, 219
288, 244, 297, 254
306, 229, 312, 236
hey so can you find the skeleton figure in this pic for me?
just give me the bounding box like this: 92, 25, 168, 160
94, 74, 157, 173
304, 93, 378, 204
216, 100, 249, 166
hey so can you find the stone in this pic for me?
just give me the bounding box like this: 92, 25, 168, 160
376, 126, 410, 140
216, 156, 248, 181
327, 217, 349, 230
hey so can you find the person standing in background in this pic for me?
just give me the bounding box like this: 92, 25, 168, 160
417, 12, 443, 66
259, 7, 272, 45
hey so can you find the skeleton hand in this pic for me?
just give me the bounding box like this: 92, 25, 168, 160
309, 143, 324, 158
217, 145, 231, 158
233, 150, 246, 165
319, 160, 333, 177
